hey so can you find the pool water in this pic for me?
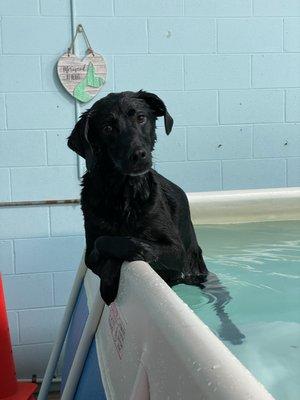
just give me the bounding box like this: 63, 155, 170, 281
173, 221, 300, 400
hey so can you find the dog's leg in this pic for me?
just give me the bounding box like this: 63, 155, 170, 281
99, 258, 123, 305
91, 235, 184, 270
186, 243, 245, 345
84, 242, 123, 305
200, 272, 245, 345
84, 252, 123, 305
91, 235, 157, 262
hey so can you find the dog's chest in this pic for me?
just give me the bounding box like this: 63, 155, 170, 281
82, 172, 161, 237
85, 201, 148, 236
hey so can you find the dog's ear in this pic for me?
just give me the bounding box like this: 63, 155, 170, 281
67, 110, 95, 172
137, 91, 173, 135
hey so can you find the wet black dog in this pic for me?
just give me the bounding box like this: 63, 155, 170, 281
68, 90, 245, 344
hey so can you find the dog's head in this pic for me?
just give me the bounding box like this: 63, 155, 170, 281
68, 91, 173, 175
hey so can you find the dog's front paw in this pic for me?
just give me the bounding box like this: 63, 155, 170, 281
127, 239, 158, 263
218, 322, 246, 345
100, 278, 119, 306
99, 258, 122, 305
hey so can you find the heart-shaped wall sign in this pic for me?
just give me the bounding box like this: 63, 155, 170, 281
57, 52, 107, 103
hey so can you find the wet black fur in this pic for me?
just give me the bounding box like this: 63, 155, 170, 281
68, 91, 245, 345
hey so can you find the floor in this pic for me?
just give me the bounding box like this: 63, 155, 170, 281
47, 393, 60, 399
34, 388, 60, 399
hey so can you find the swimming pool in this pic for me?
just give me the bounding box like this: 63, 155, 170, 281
39, 188, 300, 400
174, 221, 300, 400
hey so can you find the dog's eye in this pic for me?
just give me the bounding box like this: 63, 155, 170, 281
103, 125, 112, 133
137, 115, 147, 124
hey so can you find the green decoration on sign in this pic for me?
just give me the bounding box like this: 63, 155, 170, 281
86, 62, 103, 87
73, 62, 105, 102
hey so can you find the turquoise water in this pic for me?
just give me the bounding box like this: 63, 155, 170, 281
174, 221, 300, 400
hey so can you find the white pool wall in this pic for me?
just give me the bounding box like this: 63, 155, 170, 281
189, 187, 300, 225
95, 260, 275, 400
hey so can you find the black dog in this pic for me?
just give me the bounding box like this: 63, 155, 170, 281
68, 90, 245, 345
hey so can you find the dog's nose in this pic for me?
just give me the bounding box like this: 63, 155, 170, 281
130, 149, 147, 164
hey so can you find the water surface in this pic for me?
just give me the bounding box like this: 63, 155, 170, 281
174, 221, 300, 400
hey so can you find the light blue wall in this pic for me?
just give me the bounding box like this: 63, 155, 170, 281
0, 0, 300, 378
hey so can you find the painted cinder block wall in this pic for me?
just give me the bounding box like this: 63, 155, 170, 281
0, 0, 300, 378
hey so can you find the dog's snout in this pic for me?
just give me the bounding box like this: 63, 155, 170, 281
130, 149, 147, 164
125, 146, 152, 175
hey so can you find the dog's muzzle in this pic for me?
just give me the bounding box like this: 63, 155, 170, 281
124, 148, 152, 175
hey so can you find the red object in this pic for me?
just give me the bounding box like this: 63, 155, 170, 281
0, 274, 37, 400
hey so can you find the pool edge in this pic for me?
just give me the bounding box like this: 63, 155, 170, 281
188, 186, 300, 224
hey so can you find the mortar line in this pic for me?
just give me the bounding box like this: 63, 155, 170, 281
6, 165, 12, 202
220, 160, 224, 190
146, 18, 150, 53
12, 236, 16, 273
282, 17, 285, 51
250, 54, 253, 87
17, 311, 21, 345
215, 18, 218, 53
